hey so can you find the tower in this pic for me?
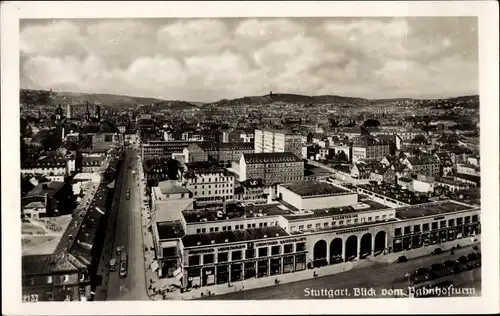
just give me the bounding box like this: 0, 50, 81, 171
85, 102, 91, 121
55, 104, 63, 120
95, 105, 101, 121
66, 104, 73, 119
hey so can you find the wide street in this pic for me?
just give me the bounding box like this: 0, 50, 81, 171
203, 246, 481, 300
105, 146, 149, 300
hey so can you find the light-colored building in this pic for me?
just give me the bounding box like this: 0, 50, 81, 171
151, 180, 194, 223
181, 163, 235, 205
254, 128, 303, 159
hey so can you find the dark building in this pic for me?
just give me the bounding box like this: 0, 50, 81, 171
22, 181, 76, 218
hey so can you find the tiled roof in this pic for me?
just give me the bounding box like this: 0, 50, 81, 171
243, 152, 302, 164
25, 181, 65, 198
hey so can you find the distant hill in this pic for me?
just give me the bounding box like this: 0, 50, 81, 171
20, 89, 198, 109
206, 93, 479, 108
206, 93, 369, 107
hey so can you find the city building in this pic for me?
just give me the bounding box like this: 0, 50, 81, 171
141, 140, 203, 161
180, 162, 235, 204
222, 129, 254, 143
66, 104, 73, 119
403, 155, 441, 177
239, 152, 304, 186
199, 142, 254, 162
21, 181, 75, 218
254, 128, 303, 159
149, 178, 479, 290
183, 144, 208, 163
352, 137, 392, 162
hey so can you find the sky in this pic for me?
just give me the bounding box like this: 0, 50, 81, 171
20, 17, 479, 102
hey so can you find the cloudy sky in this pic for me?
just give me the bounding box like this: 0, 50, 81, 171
20, 17, 478, 102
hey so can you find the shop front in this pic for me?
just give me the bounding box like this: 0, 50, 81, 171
283, 256, 294, 273
201, 266, 215, 286
270, 258, 281, 276
294, 253, 306, 271
216, 265, 229, 284
230, 263, 243, 282
186, 268, 201, 288
244, 261, 256, 279
257, 260, 269, 278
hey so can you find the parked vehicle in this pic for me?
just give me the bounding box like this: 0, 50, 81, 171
396, 256, 408, 263
109, 258, 117, 271
456, 256, 468, 264
429, 263, 444, 271
120, 251, 128, 278
415, 267, 428, 275
116, 246, 122, 256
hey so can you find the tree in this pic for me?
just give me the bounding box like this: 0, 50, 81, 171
337, 150, 349, 162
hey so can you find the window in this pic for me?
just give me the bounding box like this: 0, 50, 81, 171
210, 227, 214, 232
315, 223, 321, 228
245, 249, 255, 259
259, 222, 263, 227
448, 219, 455, 226
456, 217, 463, 225
439, 220, 446, 229
284, 244, 294, 254
203, 254, 214, 264
368, 217, 373, 222
395, 228, 402, 236
252, 223, 256, 228
324, 222, 329, 227
218, 252, 228, 263
413, 224, 421, 232
188, 255, 200, 266
464, 216, 471, 223
196, 229, 201, 233
258, 247, 268, 257
472, 215, 479, 222
332, 221, 336, 226
46, 276, 53, 284
347, 219, 351, 224
339, 220, 344, 225
247, 224, 252, 229
375, 216, 379, 221
62, 275, 69, 283
227, 226, 232, 231
422, 223, 429, 231
271, 245, 281, 255
431, 222, 438, 230
201, 228, 206, 233
403, 226, 411, 234
296, 242, 306, 252
232, 250, 242, 261
263, 222, 267, 227
354, 219, 359, 223
299, 225, 304, 230
382, 214, 387, 219
307, 224, 312, 229
222, 226, 227, 231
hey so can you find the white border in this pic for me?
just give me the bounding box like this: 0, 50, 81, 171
2, 1, 499, 315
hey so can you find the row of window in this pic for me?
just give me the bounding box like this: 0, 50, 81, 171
195, 221, 278, 233
191, 183, 234, 189
193, 190, 233, 196
26, 274, 71, 286
191, 177, 233, 183
188, 243, 307, 266
291, 214, 390, 232
394, 215, 479, 236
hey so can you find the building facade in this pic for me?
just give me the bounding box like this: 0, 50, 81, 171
254, 128, 303, 159
239, 152, 304, 186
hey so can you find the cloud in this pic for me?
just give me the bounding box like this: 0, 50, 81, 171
20, 17, 479, 100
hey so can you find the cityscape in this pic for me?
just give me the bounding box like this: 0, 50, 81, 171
18, 17, 482, 302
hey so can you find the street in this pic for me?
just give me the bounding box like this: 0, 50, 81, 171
105, 147, 149, 300
202, 245, 481, 300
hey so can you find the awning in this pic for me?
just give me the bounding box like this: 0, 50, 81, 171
173, 267, 182, 278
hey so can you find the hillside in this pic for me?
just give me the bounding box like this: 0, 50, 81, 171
206, 93, 369, 107
20, 89, 198, 109
206, 93, 479, 108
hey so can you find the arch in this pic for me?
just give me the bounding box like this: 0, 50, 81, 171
374, 231, 386, 255
345, 235, 358, 261
313, 240, 328, 267
359, 233, 373, 259
330, 238, 343, 264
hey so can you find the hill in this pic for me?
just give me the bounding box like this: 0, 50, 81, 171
206, 93, 479, 108
20, 89, 198, 109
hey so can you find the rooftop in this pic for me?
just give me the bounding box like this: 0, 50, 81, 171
199, 142, 254, 151
182, 203, 293, 223
158, 180, 191, 195
24, 181, 66, 199
22, 251, 85, 276
182, 226, 290, 248
395, 200, 475, 220
243, 152, 302, 164
156, 221, 186, 240
283, 198, 389, 221
281, 181, 350, 197
357, 183, 430, 205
